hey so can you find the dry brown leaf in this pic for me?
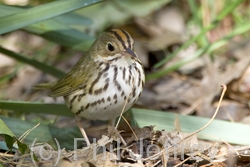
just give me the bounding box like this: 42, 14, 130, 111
107, 126, 122, 141
127, 126, 154, 143
158, 131, 199, 154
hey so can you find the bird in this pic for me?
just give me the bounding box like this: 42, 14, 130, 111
48, 29, 145, 146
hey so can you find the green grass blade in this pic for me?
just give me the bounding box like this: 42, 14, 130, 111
0, 0, 102, 35
0, 101, 73, 117
0, 119, 16, 150
0, 116, 83, 150
130, 108, 250, 145
0, 5, 95, 50
0, 119, 15, 137
0, 46, 65, 78
25, 23, 94, 51
3, 101, 248, 145
187, 0, 208, 47
0, 5, 92, 26
54, 13, 92, 26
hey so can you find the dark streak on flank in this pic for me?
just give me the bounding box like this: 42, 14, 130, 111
132, 98, 137, 104
85, 103, 90, 110
93, 78, 109, 95
97, 99, 101, 104
113, 66, 118, 80
90, 101, 96, 107
128, 68, 132, 84
121, 29, 132, 49
77, 93, 86, 102
90, 98, 106, 107
103, 72, 108, 78
122, 67, 126, 81
103, 63, 110, 72
101, 98, 105, 103
134, 65, 141, 87
89, 63, 110, 94
70, 95, 77, 105
79, 85, 87, 90
103, 81, 109, 91
128, 75, 131, 84
136, 58, 145, 87
94, 88, 103, 95
113, 66, 122, 91
132, 87, 136, 98
99, 62, 104, 66
138, 76, 141, 88
121, 91, 125, 97
76, 106, 84, 115
89, 73, 101, 94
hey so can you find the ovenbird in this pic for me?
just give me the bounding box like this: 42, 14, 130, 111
49, 29, 145, 145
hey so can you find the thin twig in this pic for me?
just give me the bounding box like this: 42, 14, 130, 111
16, 123, 40, 143
121, 115, 138, 140
173, 156, 192, 167
115, 98, 128, 129
75, 116, 90, 146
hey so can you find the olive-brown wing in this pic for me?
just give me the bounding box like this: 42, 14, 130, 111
49, 53, 96, 97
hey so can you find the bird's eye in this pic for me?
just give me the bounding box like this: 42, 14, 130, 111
107, 42, 115, 52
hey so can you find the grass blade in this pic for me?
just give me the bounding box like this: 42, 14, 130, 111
0, 0, 102, 35
0, 116, 83, 150
0, 5, 95, 50
0, 119, 15, 137
130, 108, 250, 145
0, 101, 73, 117
0, 46, 65, 78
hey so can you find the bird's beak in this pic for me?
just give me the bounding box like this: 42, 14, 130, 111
125, 48, 137, 57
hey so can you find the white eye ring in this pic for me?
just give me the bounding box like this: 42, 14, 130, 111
107, 42, 115, 52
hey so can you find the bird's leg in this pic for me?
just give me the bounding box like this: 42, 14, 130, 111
75, 116, 91, 147
109, 119, 115, 126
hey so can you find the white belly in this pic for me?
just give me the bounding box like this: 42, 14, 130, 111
64, 56, 144, 121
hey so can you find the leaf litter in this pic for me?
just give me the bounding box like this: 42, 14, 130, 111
1, 1, 250, 167
2, 127, 250, 166
2, 85, 250, 166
